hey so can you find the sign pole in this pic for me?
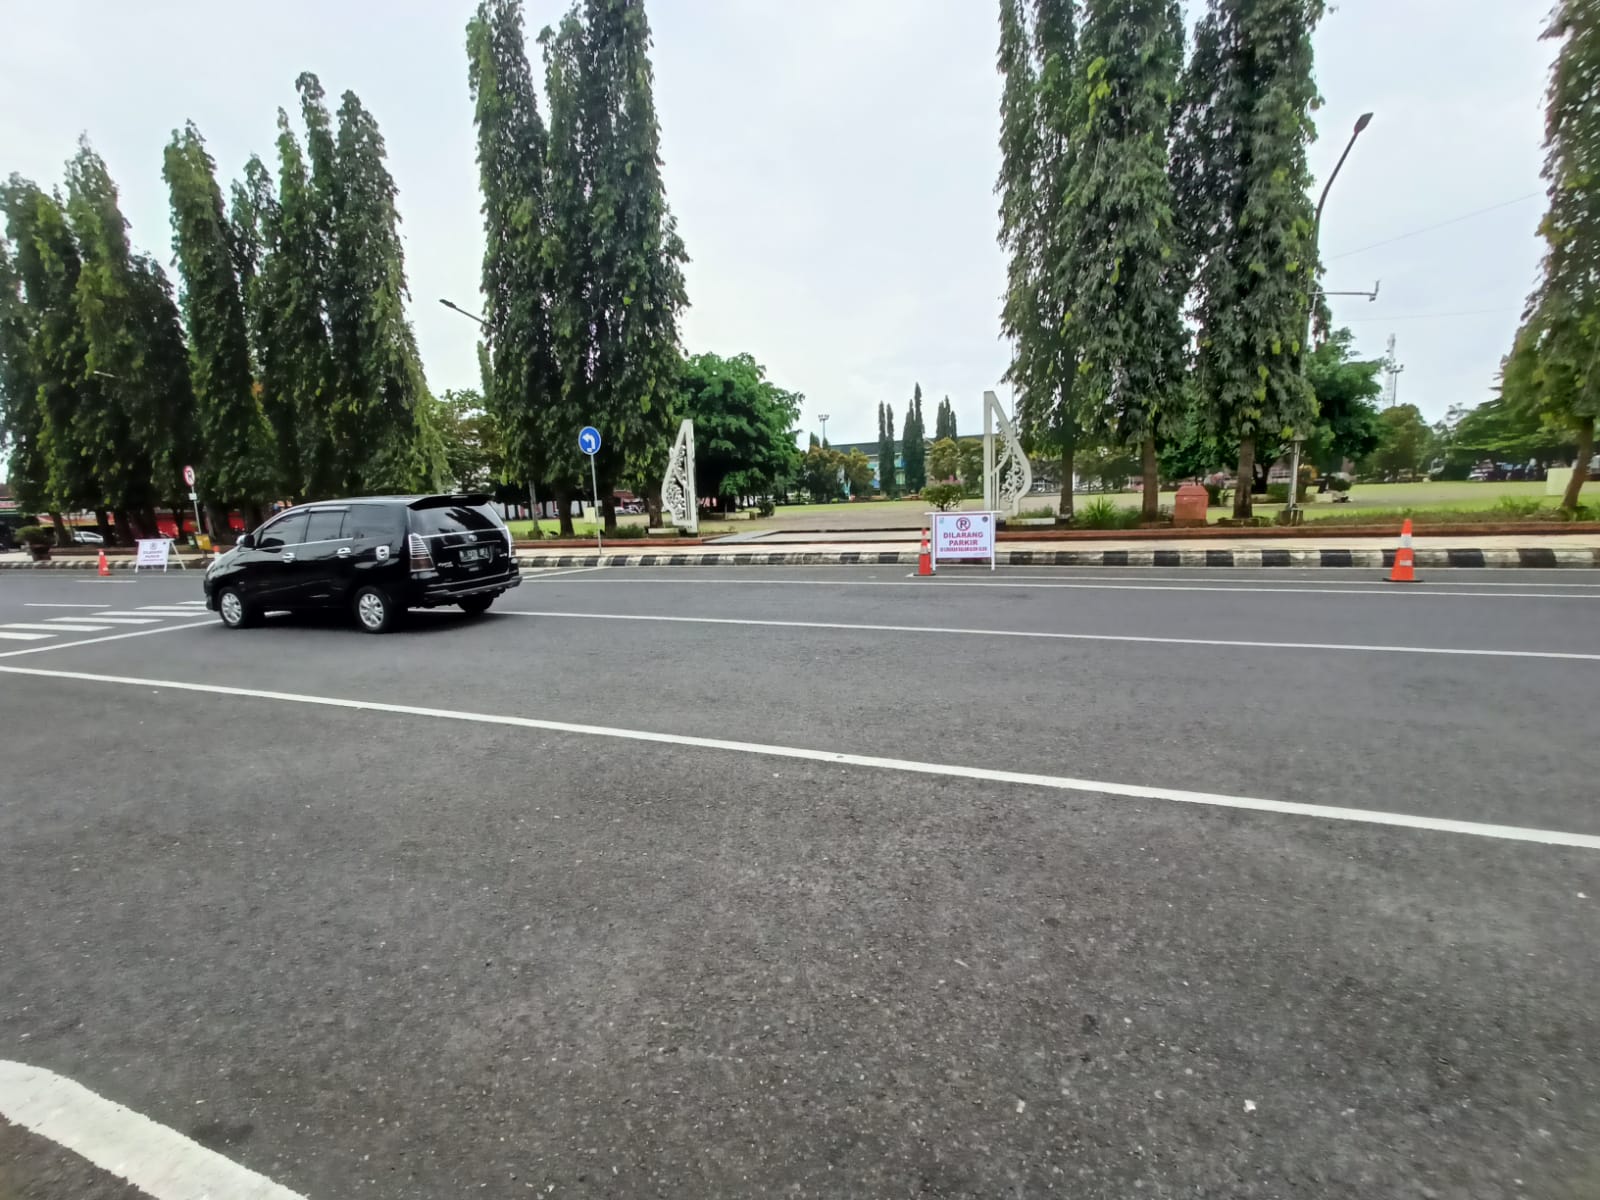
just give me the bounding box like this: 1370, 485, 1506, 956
577, 425, 604, 558
589, 451, 602, 557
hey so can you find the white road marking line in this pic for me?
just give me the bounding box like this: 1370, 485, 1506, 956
0, 619, 212, 659
526, 577, 1600, 599
0, 1060, 307, 1200
502, 609, 1600, 662
0, 631, 52, 641
136, 606, 207, 613
22, 602, 114, 608
1, 662, 1595, 851
47, 615, 158, 625
524, 564, 609, 579
1, 622, 109, 632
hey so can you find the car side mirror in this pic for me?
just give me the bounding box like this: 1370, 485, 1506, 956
237, 533, 256, 550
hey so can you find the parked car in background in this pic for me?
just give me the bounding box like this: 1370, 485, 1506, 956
70, 529, 103, 545
204, 493, 520, 634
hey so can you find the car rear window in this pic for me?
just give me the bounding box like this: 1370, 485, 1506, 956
408, 503, 506, 538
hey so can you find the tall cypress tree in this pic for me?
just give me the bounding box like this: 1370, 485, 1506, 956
163, 123, 276, 527
319, 88, 443, 493
1062, 0, 1187, 520
1, 177, 98, 538
66, 141, 192, 539
1503, 0, 1600, 512
877, 400, 896, 495
883, 401, 896, 495
901, 382, 927, 492
1176, 0, 1323, 518
0, 227, 48, 519
541, 0, 688, 534
468, 0, 562, 521
999, 0, 1091, 519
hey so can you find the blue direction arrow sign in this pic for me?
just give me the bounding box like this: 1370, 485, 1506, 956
578, 426, 602, 455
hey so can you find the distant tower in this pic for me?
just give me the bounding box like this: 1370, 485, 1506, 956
1382, 334, 1405, 409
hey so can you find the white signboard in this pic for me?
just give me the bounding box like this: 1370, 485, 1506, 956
134, 539, 176, 572
930, 511, 997, 572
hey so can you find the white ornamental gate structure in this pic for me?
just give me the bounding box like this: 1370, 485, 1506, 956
661, 418, 698, 534
981, 389, 1032, 518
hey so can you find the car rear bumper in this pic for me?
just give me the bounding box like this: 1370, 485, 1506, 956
413, 572, 520, 606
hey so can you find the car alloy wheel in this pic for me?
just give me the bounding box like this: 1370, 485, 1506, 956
357, 590, 388, 631
219, 590, 245, 628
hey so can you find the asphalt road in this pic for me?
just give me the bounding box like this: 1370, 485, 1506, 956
1, 565, 1597, 1198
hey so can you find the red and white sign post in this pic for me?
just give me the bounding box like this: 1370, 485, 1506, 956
182, 465, 206, 549
928, 511, 998, 573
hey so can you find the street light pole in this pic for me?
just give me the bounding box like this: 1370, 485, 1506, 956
1292, 112, 1373, 518
818, 413, 830, 447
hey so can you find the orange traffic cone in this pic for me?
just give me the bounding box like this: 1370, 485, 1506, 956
917, 528, 934, 577
96, 548, 110, 577
1387, 517, 1417, 583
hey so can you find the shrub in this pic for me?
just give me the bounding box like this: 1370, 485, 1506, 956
1013, 506, 1057, 520
1265, 483, 1290, 504
1075, 497, 1141, 530
1495, 495, 1543, 518
754, 499, 775, 517
1327, 475, 1352, 494
922, 482, 964, 511
1203, 482, 1232, 508
14, 524, 50, 544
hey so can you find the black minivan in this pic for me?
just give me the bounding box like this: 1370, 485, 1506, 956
203, 494, 521, 633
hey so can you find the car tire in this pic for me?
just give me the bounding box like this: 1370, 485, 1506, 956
352, 585, 399, 634
459, 594, 494, 616
217, 587, 258, 630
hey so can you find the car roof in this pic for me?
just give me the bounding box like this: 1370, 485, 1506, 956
285, 493, 493, 511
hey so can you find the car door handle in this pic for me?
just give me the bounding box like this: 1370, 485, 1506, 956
281, 552, 295, 563
336, 547, 352, 557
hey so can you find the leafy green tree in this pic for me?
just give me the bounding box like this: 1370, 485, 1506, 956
163, 123, 276, 527
1367, 404, 1430, 479
676, 351, 802, 507
999, 0, 1094, 519
933, 395, 958, 441
1062, 0, 1187, 520
840, 448, 874, 496
468, 0, 564, 521
1503, 0, 1600, 510
435, 387, 503, 491
927, 436, 961, 483
901, 382, 927, 491
799, 443, 844, 502
1303, 329, 1383, 474
957, 437, 985, 495
877, 400, 897, 495
1176, 0, 1324, 518
540, 0, 689, 535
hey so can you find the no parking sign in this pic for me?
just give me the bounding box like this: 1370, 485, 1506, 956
929, 511, 997, 572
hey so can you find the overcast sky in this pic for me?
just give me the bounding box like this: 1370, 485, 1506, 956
0, 0, 1556, 447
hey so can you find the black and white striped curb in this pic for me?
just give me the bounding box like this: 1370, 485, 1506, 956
507, 546, 1600, 569
6, 546, 1598, 571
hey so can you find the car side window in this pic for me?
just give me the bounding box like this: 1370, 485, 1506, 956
255, 512, 310, 551
304, 510, 347, 543
347, 505, 398, 543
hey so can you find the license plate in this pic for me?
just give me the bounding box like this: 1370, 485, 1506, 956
459, 546, 490, 563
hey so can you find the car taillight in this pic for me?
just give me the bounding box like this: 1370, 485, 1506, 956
408, 533, 434, 572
